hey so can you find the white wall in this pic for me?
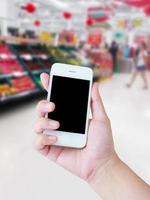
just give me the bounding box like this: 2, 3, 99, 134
0, 0, 7, 18
0, 0, 8, 35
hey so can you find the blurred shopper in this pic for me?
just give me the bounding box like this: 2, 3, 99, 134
109, 41, 118, 71
123, 44, 130, 59
129, 44, 136, 72
130, 45, 135, 60
146, 48, 150, 70
126, 43, 148, 89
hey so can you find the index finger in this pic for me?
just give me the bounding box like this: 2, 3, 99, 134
36, 100, 55, 117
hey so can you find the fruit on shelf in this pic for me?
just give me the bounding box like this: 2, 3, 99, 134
22, 59, 52, 71
40, 59, 53, 69
47, 46, 82, 65
66, 58, 81, 65
11, 76, 36, 92
0, 44, 12, 55
48, 47, 68, 62
0, 59, 23, 74
12, 44, 49, 56
12, 45, 33, 55
23, 60, 43, 70
0, 84, 17, 97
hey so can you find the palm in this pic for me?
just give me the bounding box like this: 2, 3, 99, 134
44, 118, 114, 180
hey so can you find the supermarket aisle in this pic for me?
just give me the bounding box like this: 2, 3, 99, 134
0, 74, 150, 200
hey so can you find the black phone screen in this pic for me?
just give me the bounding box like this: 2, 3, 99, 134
48, 75, 90, 134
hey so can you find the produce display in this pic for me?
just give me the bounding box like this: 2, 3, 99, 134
0, 43, 13, 55
30, 45, 49, 56
40, 59, 53, 69
87, 49, 113, 78
59, 31, 78, 45
11, 76, 36, 92
21, 58, 53, 71
48, 46, 69, 63
0, 59, 23, 74
11, 44, 33, 55
47, 46, 82, 65
22, 59, 44, 71
0, 42, 111, 106
0, 43, 24, 75
0, 76, 36, 101
0, 43, 41, 104
0, 83, 17, 98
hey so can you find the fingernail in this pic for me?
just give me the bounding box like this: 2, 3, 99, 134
49, 120, 59, 128
47, 103, 55, 110
46, 104, 52, 109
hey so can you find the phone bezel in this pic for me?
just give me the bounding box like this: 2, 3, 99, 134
44, 63, 93, 148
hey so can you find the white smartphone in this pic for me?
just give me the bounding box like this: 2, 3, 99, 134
44, 63, 93, 148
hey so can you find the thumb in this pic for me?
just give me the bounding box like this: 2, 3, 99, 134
91, 83, 107, 120
40, 73, 49, 91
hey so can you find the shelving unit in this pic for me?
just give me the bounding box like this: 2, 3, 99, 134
9, 44, 54, 91
0, 43, 42, 105
0, 41, 108, 107
0, 88, 41, 104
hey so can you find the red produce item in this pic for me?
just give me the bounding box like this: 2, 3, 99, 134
11, 76, 36, 92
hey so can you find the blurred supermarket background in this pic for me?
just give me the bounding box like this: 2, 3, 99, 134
0, 1, 150, 200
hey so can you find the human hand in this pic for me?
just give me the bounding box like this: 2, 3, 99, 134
34, 73, 115, 182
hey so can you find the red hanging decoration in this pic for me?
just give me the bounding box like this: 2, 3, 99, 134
144, 4, 150, 15
25, 3, 36, 13
63, 12, 72, 20
34, 20, 41, 27
86, 18, 94, 26
125, 0, 150, 8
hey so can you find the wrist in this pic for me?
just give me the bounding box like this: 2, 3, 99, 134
88, 153, 150, 200
88, 153, 121, 188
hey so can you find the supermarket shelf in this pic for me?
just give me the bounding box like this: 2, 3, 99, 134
0, 88, 41, 104
31, 69, 50, 74
19, 54, 49, 59
0, 54, 16, 59
0, 72, 28, 79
